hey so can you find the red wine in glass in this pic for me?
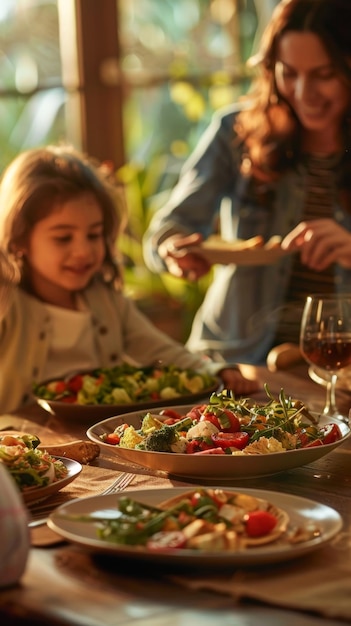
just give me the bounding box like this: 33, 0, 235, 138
302, 333, 351, 371
300, 294, 351, 421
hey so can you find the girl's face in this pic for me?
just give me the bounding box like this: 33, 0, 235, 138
24, 192, 106, 307
275, 31, 351, 149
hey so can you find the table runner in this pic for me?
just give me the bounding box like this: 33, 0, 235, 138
171, 535, 351, 621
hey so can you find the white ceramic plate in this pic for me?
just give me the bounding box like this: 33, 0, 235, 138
47, 487, 342, 567
22, 457, 82, 505
86, 405, 350, 480
309, 365, 351, 391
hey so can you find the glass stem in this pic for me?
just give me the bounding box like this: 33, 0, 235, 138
323, 373, 338, 417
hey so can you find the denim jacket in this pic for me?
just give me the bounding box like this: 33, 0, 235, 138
143, 104, 351, 364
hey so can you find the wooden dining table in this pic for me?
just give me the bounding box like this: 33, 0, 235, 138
0, 361, 351, 626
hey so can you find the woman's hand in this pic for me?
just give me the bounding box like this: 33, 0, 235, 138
218, 368, 261, 395
282, 219, 351, 270
158, 233, 211, 280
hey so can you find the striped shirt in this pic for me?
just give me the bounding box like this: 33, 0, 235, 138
274, 153, 341, 345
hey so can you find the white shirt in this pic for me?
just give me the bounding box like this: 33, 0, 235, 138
42, 299, 100, 380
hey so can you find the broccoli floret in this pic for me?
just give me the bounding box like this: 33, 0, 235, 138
143, 416, 193, 452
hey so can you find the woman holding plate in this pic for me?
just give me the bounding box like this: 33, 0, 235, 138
143, 0, 351, 365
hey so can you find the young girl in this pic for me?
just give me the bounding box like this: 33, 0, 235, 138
0, 145, 259, 414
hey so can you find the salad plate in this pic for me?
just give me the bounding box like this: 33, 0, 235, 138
0, 431, 83, 503
47, 487, 342, 567
22, 457, 82, 505
33, 365, 219, 423
86, 405, 350, 480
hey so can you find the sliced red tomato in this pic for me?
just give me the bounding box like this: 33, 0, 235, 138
150, 391, 160, 400
199, 412, 221, 430
211, 431, 250, 450
215, 409, 241, 432
61, 395, 77, 403
67, 374, 84, 393
319, 423, 342, 445
296, 426, 319, 448
146, 530, 187, 551
186, 404, 207, 422
47, 380, 67, 395
245, 510, 278, 537
305, 438, 323, 448
159, 409, 183, 421
186, 439, 214, 454
193, 447, 226, 455
104, 433, 121, 445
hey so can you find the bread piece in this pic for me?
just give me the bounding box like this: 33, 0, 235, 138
266, 343, 304, 372
39, 440, 100, 464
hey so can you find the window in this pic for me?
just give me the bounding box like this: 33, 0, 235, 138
0, 0, 277, 337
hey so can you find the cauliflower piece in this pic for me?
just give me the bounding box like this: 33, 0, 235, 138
159, 386, 180, 399
243, 436, 286, 455
110, 388, 133, 404
170, 437, 187, 453
118, 425, 144, 449
186, 421, 219, 440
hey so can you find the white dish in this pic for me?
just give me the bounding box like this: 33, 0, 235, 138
22, 457, 82, 505
86, 405, 350, 480
48, 487, 342, 567
309, 365, 351, 391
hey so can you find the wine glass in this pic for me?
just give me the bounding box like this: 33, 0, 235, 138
300, 294, 351, 422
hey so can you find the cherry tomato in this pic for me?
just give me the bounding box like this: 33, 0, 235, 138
190, 491, 205, 507
296, 426, 319, 448
150, 391, 160, 400
186, 439, 214, 454
186, 404, 206, 422
47, 380, 67, 395
305, 438, 323, 448
215, 409, 241, 432
199, 412, 221, 429
211, 431, 250, 450
61, 395, 77, 403
319, 423, 342, 445
146, 530, 187, 551
245, 510, 278, 537
207, 488, 228, 506
67, 374, 83, 393
162, 418, 177, 425
104, 433, 121, 445
186, 440, 202, 454
159, 409, 183, 420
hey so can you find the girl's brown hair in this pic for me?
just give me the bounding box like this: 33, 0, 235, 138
236, 0, 351, 184
0, 145, 126, 285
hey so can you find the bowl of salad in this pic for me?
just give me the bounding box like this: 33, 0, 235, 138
32, 364, 219, 423
0, 433, 82, 504
86, 387, 351, 479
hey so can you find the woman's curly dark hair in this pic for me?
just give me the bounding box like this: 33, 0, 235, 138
236, 0, 351, 204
